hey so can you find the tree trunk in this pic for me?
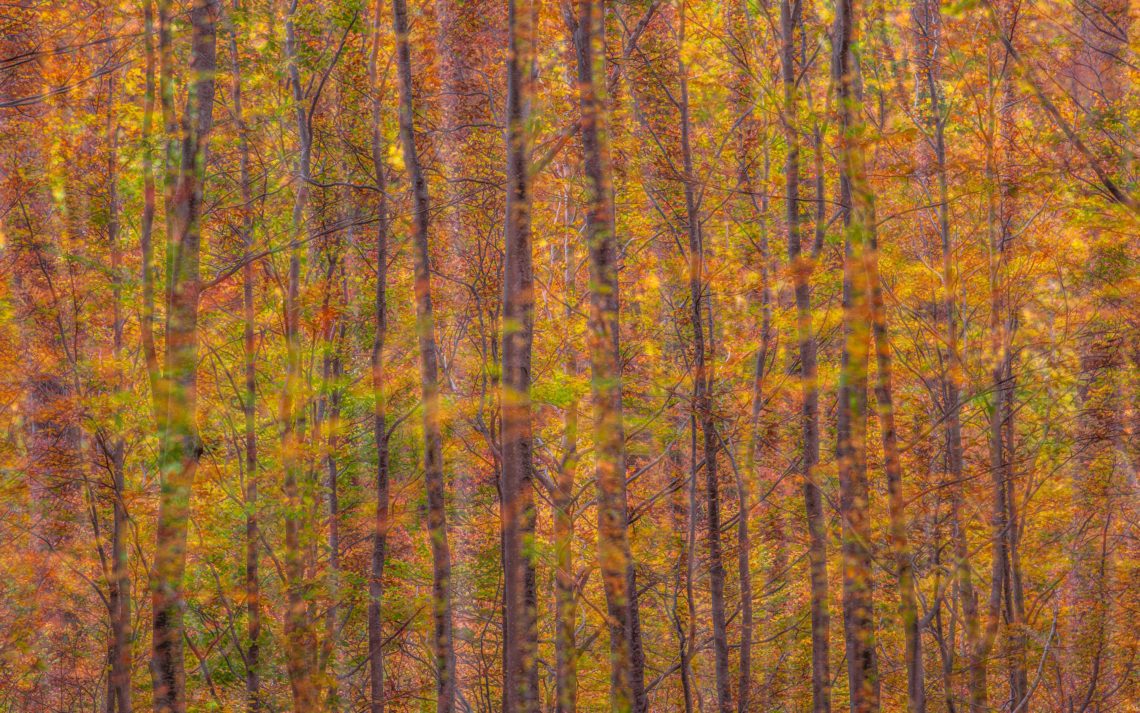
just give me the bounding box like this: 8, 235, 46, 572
149, 2, 219, 711
868, 234, 922, 713
992, 19, 1028, 703
281, 3, 318, 707
726, 2, 761, 701
568, 1, 639, 709
553, 193, 579, 713
833, 0, 880, 708
105, 58, 131, 713
676, 7, 731, 712
367, 3, 393, 712
1066, 3, 1130, 708
320, 309, 346, 711
226, 5, 260, 709
392, 0, 458, 708
501, 0, 539, 709
780, 0, 830, 709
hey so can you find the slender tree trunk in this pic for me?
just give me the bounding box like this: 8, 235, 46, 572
909, 0, 987, 708
553, 196, 579, 713
991, 16, 1028, 701
780, 1, 830, 709
149, 3, 219, 712
868, 233, 923, 712
321, 312, 345, 712
833, 0, 880, 708
105, 62, 131, 713
139, 0, 160, 404
226, 5, 260, 709
747, 135, 787, 713
501, 0, 539, 709
1066, 3, 1130, 708
568, 1, 638, 709
686, 415, 700, 712
367, 3, 392, 712
392, 0, 457, 708
667, 430, 694, 713
675, 7, 730, 712
281, 3, 319, 707
725, 4, 762, 705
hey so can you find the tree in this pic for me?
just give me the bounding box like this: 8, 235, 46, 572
392, 0, 458, 707
148, 3, 221, 711
500, 0, 540, 709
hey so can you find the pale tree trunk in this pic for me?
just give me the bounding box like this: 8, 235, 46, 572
139, 0, 160, 402
392, 0, 458, 708
857, 8, 925, 704
149, 2, 219, 712
367, 2, 392, 711
833, 0, 880, 708
431, 2, 497, 687
746, 136, 788, 713
501, 0, 539, 709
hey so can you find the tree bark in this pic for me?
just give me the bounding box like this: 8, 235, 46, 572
832, 0, 880, 708
725, 2, 760, 704
392, 0, 458, 708
553, 186, 579, 713
104, 56, 131, 713
980, 2, 1028, 706
780, 0, 830, 709
367, 3, 393, 712
676, 6, 730, 712
281, 2, 319, 707
149, 3, 219, 712
226, 5, 260, 709
568, 1, 639, 709
1066, 3, 1130, 708
501, 0, 539, 709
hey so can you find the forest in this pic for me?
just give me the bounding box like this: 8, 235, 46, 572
0, 0, 1137, 710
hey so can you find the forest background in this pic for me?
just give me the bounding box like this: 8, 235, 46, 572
0, 0, 1137, 711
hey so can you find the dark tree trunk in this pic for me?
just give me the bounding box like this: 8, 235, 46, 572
320, 310, 346, 711
367, 3, 392, 712
392, 0, 458, 708
726, 3, 760, 700
780, 0, 830, 709
105, 58, 131, 713
833, 0, 880, 708
226, 5, 260, 709
501, 0, 539, 710
676, 8, 731, 712
567, 1, 640, 709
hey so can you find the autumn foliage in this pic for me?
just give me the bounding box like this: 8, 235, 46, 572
0, 0, 1137, 711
